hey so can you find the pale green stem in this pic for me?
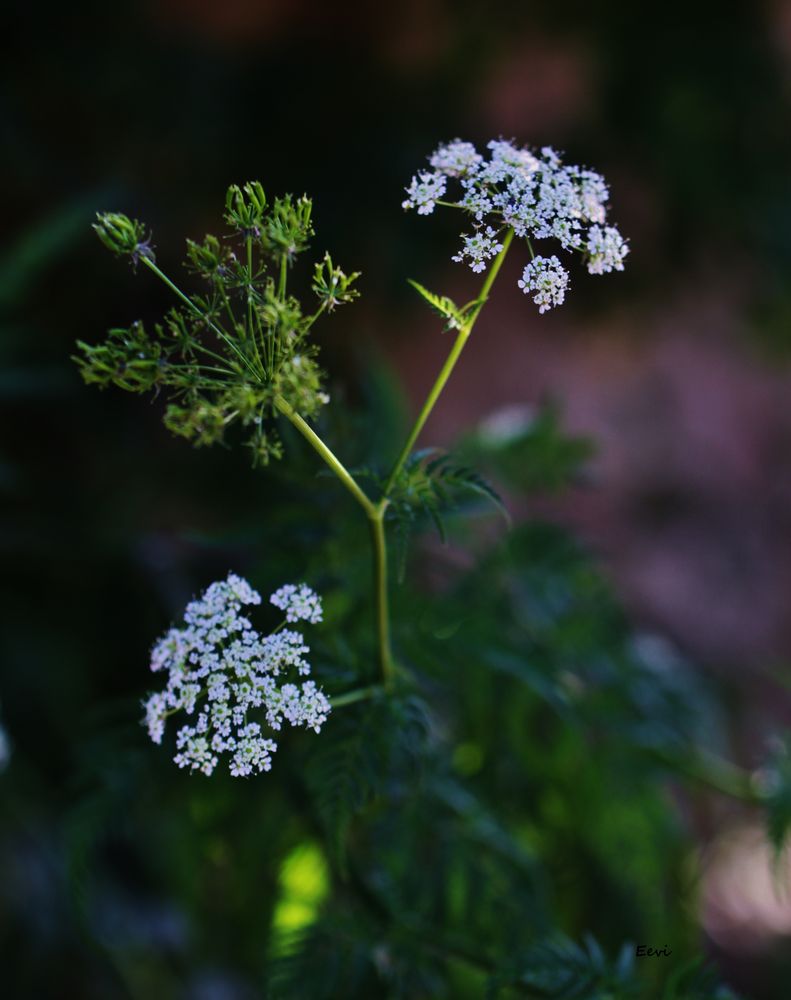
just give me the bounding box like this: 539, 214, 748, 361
304, 299, 328, 331
218, 283, 237, 330
382, 228, 514, 496
279, 253, 288, 299
246, 237, 265, 376
368, 509, 394, 690
331, 684, 384, 709
141, 257, 258, 377
273, 395, 376, 516
246, 237, 254, 333
273, 394, 395, 687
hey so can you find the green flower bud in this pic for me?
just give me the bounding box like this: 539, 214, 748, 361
93, 212, 155, 267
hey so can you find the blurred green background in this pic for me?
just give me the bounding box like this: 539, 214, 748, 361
3, 2, 791, 997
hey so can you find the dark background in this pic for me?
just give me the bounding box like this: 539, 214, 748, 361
3, 1, 791, 997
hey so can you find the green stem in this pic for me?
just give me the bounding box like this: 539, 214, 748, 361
304, 299, 328, 331
278, 253, 288, 299
369, 509, 394, 690
141, 257, 258, 378
273, 394, 395, 687
246, 237, 265, 376
218, 283, 237, 330
168, 363, 237, 378
331, 684, 383, 709
246, 237, 255, 333
383, 228, 514, 496
273, 395, 376, 516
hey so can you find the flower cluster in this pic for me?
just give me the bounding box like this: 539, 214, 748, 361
451, 226, 504, 274
143, 574, 330, 777
77, 185, 361, 468
403, 138, 629, 311
518, 255, 569, 314
270, 583, 323, 624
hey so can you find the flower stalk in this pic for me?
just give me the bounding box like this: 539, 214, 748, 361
382, 228, 514, 496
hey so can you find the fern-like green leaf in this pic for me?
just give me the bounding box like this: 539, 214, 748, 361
407, 279, 469, 331
386, 449, 509, 552
303, 695, 430, 871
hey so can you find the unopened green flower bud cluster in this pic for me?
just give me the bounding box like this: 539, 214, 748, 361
77, 183, 360, 464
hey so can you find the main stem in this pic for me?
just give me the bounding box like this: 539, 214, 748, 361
273, 396, 376, 516
368, 510, 394, 689
383, 228, 514, 496
273, 395, 395, 690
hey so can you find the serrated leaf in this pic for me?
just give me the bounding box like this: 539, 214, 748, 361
407, 279, 467, 330
385, 449, 510, 571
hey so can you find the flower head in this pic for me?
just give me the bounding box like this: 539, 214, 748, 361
270, 583, 323, 624
586, 225, 629, 275
451, 226, 504, 274
403, 138, 628, 311
429, 140, 483, 177
402, 170, 447, 216
518, 256, 569, 314
143, 573, 329, 776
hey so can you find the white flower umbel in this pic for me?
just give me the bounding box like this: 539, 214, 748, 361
451, 226, 504, 274
270, 582, 323, 624
403, 138, 628, 310
586, 224, 629, 275
429, 139, 483, 177
401, 170, 447, 215
143, 573, 330, 776
518, 256, 569, 313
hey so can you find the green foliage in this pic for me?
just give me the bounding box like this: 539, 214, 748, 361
408, 279, 476, 331
488, 930, 740, 998
303, 693, 430, 870
487, 934, 639, 997
75, 188, 360, 464
463, 401, 595, 495
386, 447, 508, 576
